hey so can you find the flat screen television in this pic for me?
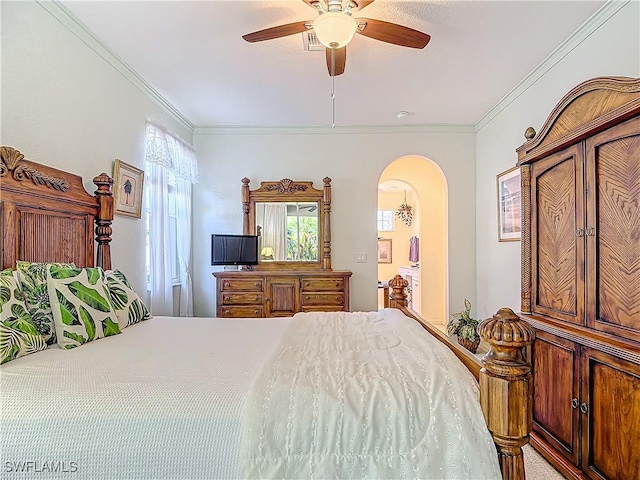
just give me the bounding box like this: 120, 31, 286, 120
211, 234, 259, 266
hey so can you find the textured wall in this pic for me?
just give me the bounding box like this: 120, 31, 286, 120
1, 1, 193, 298
193, 129, 476, 317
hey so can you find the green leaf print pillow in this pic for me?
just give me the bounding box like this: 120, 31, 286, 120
0, 269, 48, 364
46, 266, 121, 349
104, 270, 152, 329
16, 261, 76, 345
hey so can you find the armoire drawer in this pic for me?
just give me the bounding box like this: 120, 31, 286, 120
221, 292, 263, 305
301, 292, 344, 306
219, 306, 263, 318
220, 279, 263, 292
301, 278, 344, 292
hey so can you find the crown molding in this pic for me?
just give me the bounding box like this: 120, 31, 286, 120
193, 124, 476, 135
474, 0, 631, 132
36, 0, 194, 133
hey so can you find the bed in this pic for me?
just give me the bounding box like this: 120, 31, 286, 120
0, 146, 534, 479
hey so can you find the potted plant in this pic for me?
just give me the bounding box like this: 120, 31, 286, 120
447, 299, 480, 353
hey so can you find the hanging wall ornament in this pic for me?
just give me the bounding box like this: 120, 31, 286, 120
396, 190, 413, 226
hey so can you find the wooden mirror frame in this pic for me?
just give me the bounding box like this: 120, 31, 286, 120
241, 177, 332, 270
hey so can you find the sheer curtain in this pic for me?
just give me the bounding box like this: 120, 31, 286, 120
263, 203, 288, 261
145, 122, 199, 316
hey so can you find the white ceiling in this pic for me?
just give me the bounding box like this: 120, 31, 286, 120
61, 0, 606, 128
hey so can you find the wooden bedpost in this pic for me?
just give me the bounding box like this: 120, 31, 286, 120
93, 173, 114, 270
478, 308, 535, 480
322, 177, 332, 270
388, 274, 408, 308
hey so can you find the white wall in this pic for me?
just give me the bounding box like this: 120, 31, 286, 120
1, 1, 193, 296
475, 0, 640, 319
193, 128, 476, 317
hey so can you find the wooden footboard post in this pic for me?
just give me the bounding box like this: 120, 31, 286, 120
388, 274, 408, 308
93, 173, 114, 270
478, 308, 535, 480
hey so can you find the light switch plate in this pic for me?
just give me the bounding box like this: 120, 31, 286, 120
356, 253, 367, 263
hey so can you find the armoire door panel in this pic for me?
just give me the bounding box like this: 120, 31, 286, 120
531, 330, 580, 466
532, 144, 585, 325
586, 119, 640, 343
581, 348, 640, 480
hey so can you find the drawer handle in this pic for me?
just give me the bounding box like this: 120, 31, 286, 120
575, 228, 584, 237
580, 403, 588, 414
254, 310, 259, 315
305, 296, 310, 300
254, 282, 261, 287
224, 309, 230, 315
224, 282, 230, 288
571, 398, 578, 409
335, 282, 340, 287
224, 296, 230, 301
255, 295, 259, 301
336, 296, 340, 301
305, 281, 310, 286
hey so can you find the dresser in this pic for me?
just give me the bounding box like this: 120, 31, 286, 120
213, 270, 352, 318
517, 77, 640, 480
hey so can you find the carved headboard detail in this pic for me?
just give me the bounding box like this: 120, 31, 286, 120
0, 146, 114, 270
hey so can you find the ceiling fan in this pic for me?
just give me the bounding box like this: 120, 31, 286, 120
242, 0, 431, 77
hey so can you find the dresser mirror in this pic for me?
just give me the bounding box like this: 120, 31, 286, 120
241, 177, 332, 270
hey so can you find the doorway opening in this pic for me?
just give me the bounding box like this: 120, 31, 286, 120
377, 155, 448, 329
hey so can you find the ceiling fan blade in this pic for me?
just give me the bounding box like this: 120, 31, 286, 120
356, 18, 430, 49
349, 0, 375, 12
242, 21, 311, 43
326, 47, 346, 76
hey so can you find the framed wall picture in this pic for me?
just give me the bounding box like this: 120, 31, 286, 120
497, 166, 521, 242
113, 159, 144, 218
377, 238, 393, 263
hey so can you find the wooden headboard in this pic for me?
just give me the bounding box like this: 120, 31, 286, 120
0, 146, 114, 270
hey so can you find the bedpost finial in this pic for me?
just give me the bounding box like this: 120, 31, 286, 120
479, 307, 534, 479
241, 177, 250, 186
93, 173, 114, 193
323, 177, 332, 186
479, 307, 535, 348
389, 274, 409, 308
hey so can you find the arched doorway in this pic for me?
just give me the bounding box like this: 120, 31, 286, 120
377, 155, 448, 328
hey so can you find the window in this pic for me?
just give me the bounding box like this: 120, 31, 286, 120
146, 172, 180, 287
144, 121, 199, 316
377, 210, 395, 231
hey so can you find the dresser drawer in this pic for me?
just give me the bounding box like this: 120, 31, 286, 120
219, 306, 264, 318
221, 292, 263, 305
301, 306, 346, 313
219, 279, 263, 292
301, 278, 344, 291
301, 292, 344, 306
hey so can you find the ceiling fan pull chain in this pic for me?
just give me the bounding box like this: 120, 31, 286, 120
331, 75, 336, 128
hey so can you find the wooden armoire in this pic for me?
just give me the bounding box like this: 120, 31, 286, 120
517, 77, 640, 480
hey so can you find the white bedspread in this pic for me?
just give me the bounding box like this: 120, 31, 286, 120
240, 309, 501, 479
0, 316, 292, 480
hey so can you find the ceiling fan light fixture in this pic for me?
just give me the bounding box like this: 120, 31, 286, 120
313, 12, 358, 48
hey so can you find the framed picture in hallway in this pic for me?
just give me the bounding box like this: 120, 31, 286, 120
377, 238, 392, 263
497, 166, 521, 242
113, 159, 144, 218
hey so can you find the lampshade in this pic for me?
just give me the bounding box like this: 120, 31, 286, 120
261, 246, 275, 260
312, 12, 358, 49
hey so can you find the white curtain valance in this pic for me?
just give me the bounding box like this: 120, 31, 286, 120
145, 122, 199, 184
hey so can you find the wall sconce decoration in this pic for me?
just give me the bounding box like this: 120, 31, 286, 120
396, 190, 413, 226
